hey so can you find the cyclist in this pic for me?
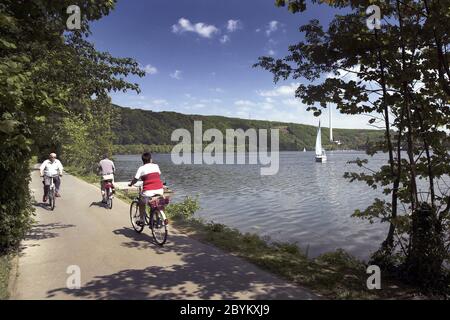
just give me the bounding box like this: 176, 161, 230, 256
39, 153, 64, 202
128, 152, 164, 226
98, 154, 116, 203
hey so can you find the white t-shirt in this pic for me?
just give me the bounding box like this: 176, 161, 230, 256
99, 159, 115, 175
40, 159, 64, 177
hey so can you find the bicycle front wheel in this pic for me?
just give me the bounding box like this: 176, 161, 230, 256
49, 190, 55, 211
130, 201, 144, 233
150, 209, 168, 245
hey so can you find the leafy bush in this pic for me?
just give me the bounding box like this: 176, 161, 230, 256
165, 196, 200, 220
0, 254, 12, 299
0, 144, 34, 253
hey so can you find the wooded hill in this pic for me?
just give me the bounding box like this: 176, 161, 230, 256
112, 105, 384, 152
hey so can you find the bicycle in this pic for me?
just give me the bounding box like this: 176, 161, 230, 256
102, 179, 114, 209
46, 175, 59, 211
129, 181, 169, 245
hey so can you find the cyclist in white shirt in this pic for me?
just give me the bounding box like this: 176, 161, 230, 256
97, 154, 116, 202
39, 153, 64, 202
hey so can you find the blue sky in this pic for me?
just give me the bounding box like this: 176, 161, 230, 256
89, 0, 373, 129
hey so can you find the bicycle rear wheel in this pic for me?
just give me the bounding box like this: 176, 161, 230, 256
130, 200, 144, 233
150, 209, 168, 245
107, 189, 113, 209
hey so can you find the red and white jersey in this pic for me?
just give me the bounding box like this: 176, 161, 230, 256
134, 163, 163, 192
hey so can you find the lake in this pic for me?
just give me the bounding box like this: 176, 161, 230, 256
114, 151, 393, 260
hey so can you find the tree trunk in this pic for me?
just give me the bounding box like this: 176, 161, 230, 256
374, 29, 398, 250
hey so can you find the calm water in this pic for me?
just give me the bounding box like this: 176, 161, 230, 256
114, 151, 391, 260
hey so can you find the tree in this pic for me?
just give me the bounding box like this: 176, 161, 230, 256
255, 0, 450, 291
0, 0, 143, 251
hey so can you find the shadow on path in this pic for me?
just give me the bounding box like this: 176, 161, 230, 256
89, 201, 108, 209
112, 227, 166, 252
18, 223, 76, 255
46, 232, 315, 300
32, 200, 53, 211
25, 223, 76, 241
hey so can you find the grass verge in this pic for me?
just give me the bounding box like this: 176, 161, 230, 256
71, 172, 426, 300
0, 254, 12, 300
165, 210, 421, 299
64, 166, 99, 184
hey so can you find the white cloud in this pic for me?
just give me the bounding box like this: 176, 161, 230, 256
227, 19, 241, 32
266, 20, 279, 36
261, 103, 274, 110
152, 99, 168, 106
170, 70, 182, 80
200, 98, 222, 104
152, 99, 167, 105
234, 100, 256, 107
257, 83, 299, 97
172, 18, 219, 38
143, 64, 158, 75
220, 35, 230, 44
256, 28, 261, 33
265, 39, 277, 56
234, 99, 274, 111
282, 98, 300, 106
210, 87, 224, 93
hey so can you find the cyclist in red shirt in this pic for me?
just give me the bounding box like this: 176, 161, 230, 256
128, 152, 164, 226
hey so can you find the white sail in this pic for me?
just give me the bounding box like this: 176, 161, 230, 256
315, 120, 322, 156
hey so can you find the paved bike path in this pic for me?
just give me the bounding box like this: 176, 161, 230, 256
11, 169, 318, 300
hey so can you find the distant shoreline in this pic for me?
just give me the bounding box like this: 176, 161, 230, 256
113, 150, 370, 156
112, 145, 371, 156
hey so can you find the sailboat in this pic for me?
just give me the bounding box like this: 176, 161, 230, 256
315, 120, 327, 162
303, 147, 306, 152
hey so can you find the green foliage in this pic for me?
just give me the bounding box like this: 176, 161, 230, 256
60, 116, 94, 171
112, 144, 174, 155
112, 105, 384, 152
0, 254, 11, 299
405, 203, 448, 291
0, 1, 143, 252
0, 132, 34, 252
56, 97, 120, 174
275, 0, 306, 13
165, 197, 201, 220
